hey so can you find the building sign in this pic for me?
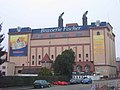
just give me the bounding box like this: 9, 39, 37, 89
32, 26, 90, 34
40, 26, 82, 33
10, 35, 28, 56
93, 35, 105, 54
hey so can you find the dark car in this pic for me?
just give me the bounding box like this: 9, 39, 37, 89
33, 80, 51, 88
81, 78, 92, 84
69, 78, 81, 84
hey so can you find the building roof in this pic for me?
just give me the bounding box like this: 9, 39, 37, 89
41, 53, 53, 63
9, 21, 111, 34
21, 68, 39, 74
66, 23, 78, 26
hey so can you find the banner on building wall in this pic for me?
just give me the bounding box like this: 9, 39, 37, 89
10, 35, 28, 56
93, 35, 105, 54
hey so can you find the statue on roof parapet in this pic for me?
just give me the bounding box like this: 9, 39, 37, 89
82, 11, 88, 26
58, 12, 64, 28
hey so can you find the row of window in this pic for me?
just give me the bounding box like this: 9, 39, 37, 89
78, 54, 88, 58
33, 31, 100, 39
31, 59, 91, 65
32, 54, 89, 59
31, 61, 51, 65
76, 65, 91, 72
31, 61, 41, 65
35, 33, 84, 39
32, 55, 54, 59
31, 59, 90, 65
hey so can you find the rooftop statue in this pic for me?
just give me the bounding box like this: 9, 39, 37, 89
83, 11, 88, 18
58, 12, 64, 27
59, 12, 64, 19
82, 11, 88, 26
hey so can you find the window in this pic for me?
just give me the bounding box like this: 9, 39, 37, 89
76, 65, 82, 72
32, 55, 34, 59
107, 32, 109, 36
51, 55, 54, 59
79, 54, 81, 58
18, 70, 21, 73
2, 72, 5, 76
49, 34, 56, 38
85, 65, 90, 72
32, 61, 34, 65
40, 35, 43, 38
38, 55, 41, 59
62, 33, 68, 37
2, 66, 6, 69
86, 54, 88, 57
76, 33, 82, 36
38, 61, 41, 65
97, 31, 100, 35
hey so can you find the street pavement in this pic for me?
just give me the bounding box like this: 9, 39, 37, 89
2, 79, 120, 90
2, 84, 92, 90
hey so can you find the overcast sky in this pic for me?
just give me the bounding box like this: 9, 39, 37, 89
0, 0, 120, 57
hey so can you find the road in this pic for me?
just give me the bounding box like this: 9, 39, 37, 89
2, 84, 92, 90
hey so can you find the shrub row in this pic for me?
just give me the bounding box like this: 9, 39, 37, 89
0, 76, 69, 88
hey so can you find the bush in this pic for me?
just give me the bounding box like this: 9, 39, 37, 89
38, 67, 52, 76
0, 76, 37, 87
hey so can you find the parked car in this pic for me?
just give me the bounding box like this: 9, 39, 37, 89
81, 78, 92, 84
52, 81, 69, 85
33, 80, 51, 88
69, 78, 81, 84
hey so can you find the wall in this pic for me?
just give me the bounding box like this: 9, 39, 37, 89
0, 62, 15, 76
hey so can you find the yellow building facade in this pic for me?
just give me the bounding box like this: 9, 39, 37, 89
8, 21, 116, 77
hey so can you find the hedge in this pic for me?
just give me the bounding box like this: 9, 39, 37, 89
0, 76, 69, 88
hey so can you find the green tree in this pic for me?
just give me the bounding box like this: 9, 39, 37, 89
0, 23, 6, 65
38, 67, 52, 76
53, 49, 75, 77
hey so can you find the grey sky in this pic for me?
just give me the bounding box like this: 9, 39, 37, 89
0, 0, 120, 57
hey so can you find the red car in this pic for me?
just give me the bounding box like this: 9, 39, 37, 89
53, 81, 69, 85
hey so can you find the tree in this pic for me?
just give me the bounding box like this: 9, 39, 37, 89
38, 67, 52, 76
0, 23, 6, 65
53, 49, 75, 77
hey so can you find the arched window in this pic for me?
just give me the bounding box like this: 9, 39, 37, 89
97, 31, 100, 35
51, 55, 54, 59
76, 65, 82, 72
32, 55, 34, 59
38, 55, 41, 59
85, 65, 90, 72
18, 70, 21, 73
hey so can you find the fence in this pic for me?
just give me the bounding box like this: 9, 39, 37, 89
93, 79, 119, 90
